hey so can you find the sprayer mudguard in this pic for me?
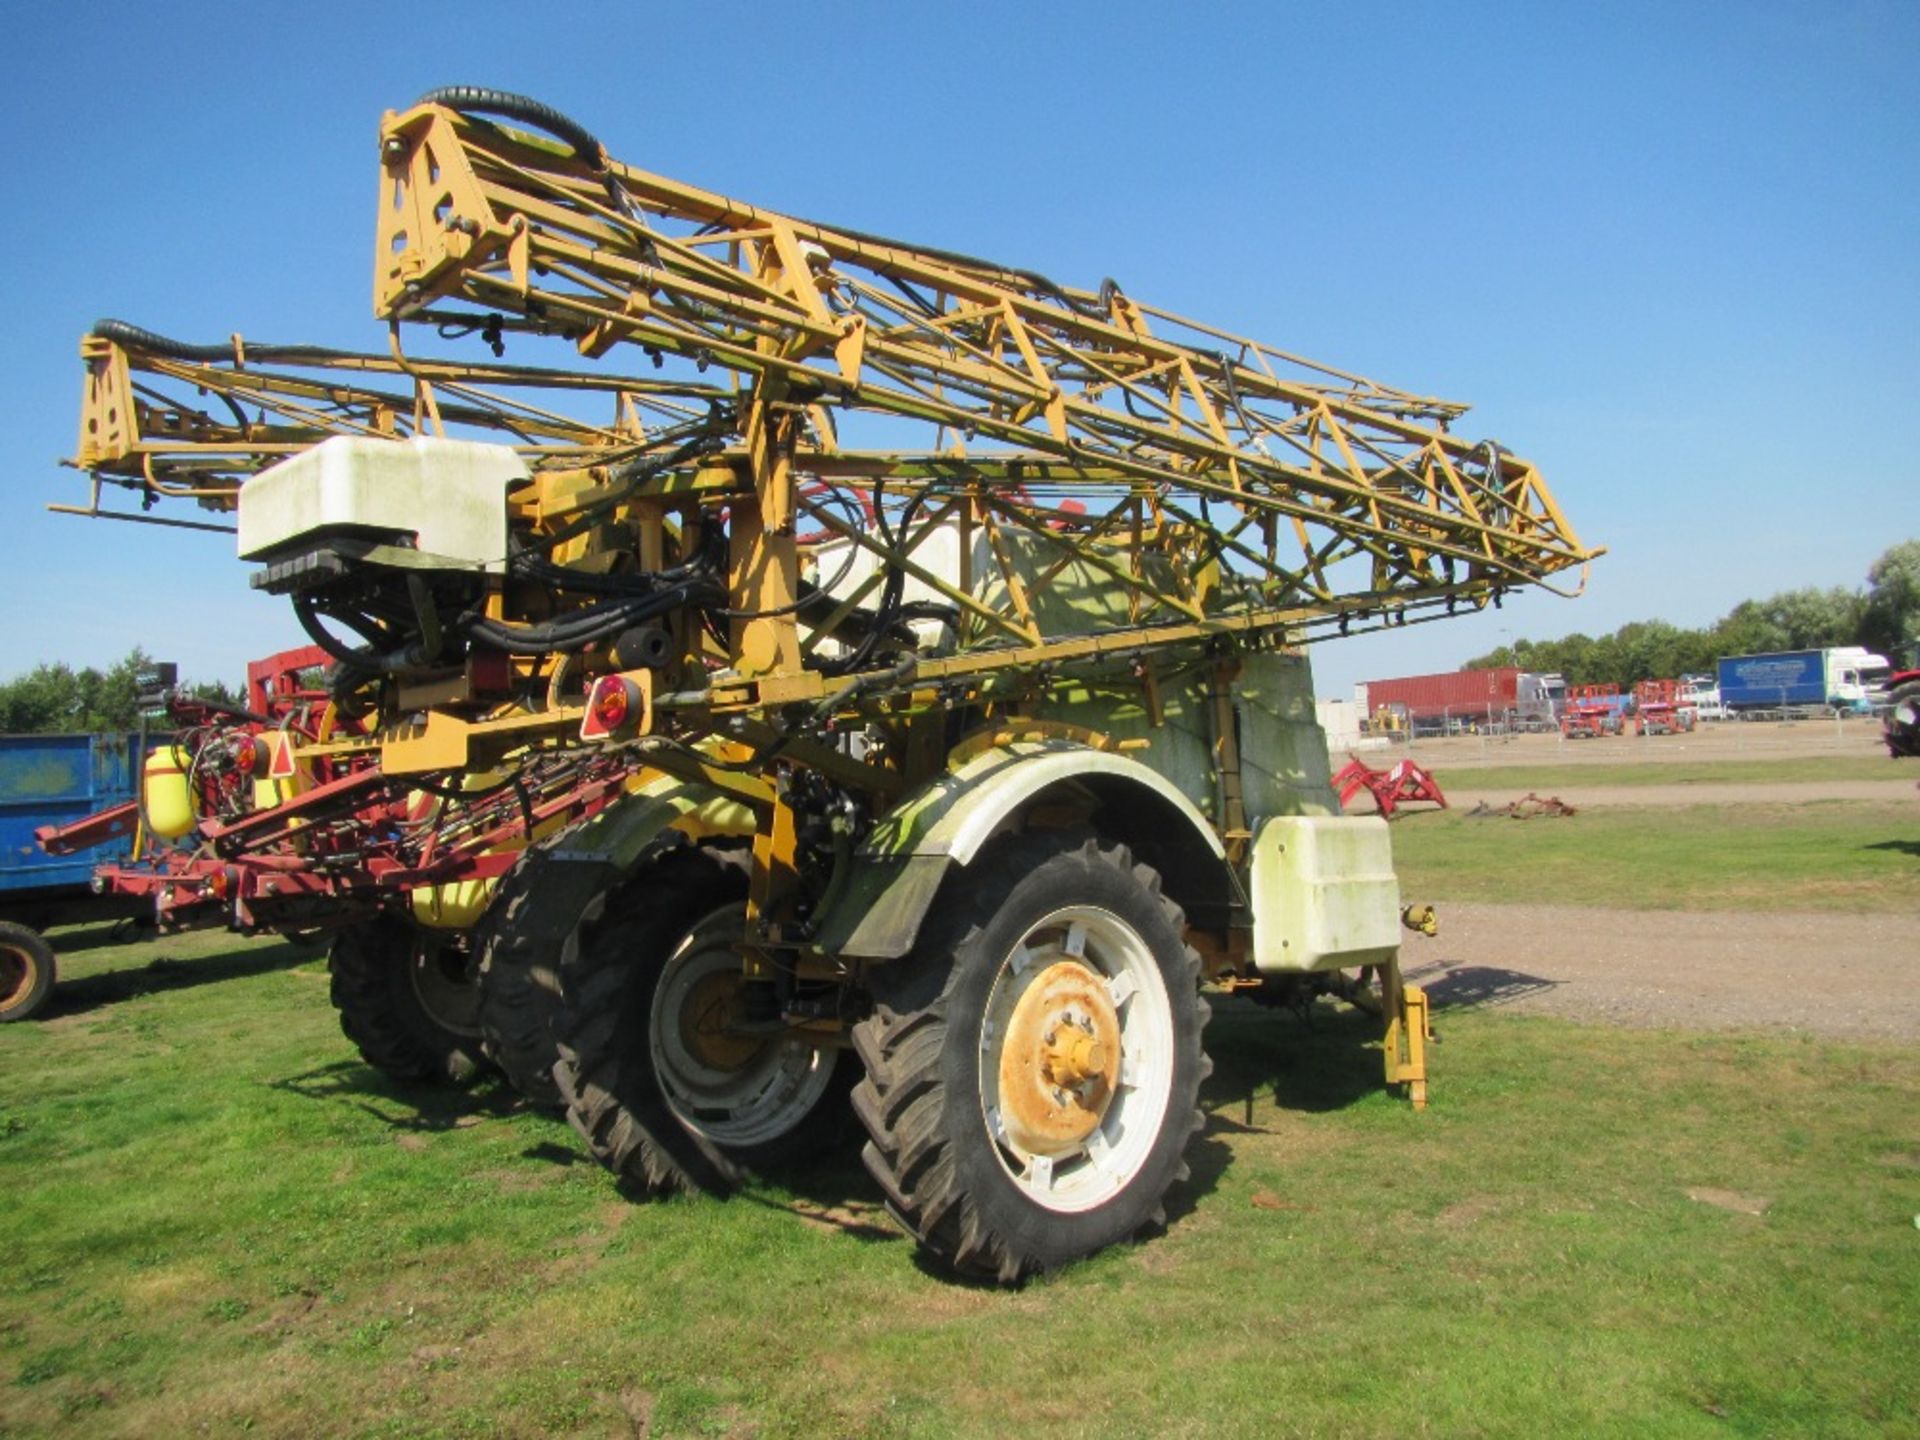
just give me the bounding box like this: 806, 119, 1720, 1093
816, 741, 1224, 961
1248, 814, 1402, 973
546, 770, 758, 871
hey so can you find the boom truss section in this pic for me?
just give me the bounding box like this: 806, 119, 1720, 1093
69, 321, 732, 518
373, 92, 1596, 638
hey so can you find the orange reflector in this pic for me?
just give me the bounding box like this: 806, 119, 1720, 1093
581, 676, 637, 740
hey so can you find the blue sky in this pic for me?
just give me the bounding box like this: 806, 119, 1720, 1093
3, 1, 1915, 701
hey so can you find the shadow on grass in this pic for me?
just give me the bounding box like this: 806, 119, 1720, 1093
269, 1059, 532, 1134
38, 921, 152, 957
44, 939, 316, 1018
1416, 964, 1561, 1011
1863, 839, 1920, 857
743, 1096, 1236, 1285
521, 1140, 589, 1168
744, 1147, 905, 1248
1203, 995, 1387, 1118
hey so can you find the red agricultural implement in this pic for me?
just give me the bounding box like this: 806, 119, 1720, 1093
1333, 755, 1448, 819
35, 646, 651, 940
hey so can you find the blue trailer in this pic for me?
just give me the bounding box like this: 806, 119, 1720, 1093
0, 733, 154, 1020
1716, 650, 1824, 711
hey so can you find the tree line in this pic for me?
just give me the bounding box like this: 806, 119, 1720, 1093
5, 543, 1916, 729
0, 648, 239, 734
1464, 540, 1920, 687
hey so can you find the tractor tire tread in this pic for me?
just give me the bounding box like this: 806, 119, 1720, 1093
850, 832, 1208, 1285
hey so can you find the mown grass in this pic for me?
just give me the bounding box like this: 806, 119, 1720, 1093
1430, 754, 1900, 792
1, 925, 1915, 1437
1389, 800, 1919, 913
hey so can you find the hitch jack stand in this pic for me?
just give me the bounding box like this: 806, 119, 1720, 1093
1381, 957, 1430, 1110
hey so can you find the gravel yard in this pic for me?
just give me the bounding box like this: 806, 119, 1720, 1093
1406, 902, 1917, 1042
1377, 716, 1919, 1040
1384, 714, 1892, 770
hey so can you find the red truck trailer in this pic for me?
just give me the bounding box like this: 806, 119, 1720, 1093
1361, 666, 1523, 734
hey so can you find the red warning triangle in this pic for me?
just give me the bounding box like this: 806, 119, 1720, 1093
268, 734, 297, 779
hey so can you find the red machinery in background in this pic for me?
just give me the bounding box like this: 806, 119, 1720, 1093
1333, 754, 1449, 819
37, 646, 649, 939
1633, 679, 1698, 737
1561, 684, 1625, 739
1885, 651, 1920, 759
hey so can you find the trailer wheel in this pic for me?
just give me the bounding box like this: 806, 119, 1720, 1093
852, 833, 1210, 1284
556, 845, 852, 1194
0, 922, 57, 1023
329, 917, 488, 1085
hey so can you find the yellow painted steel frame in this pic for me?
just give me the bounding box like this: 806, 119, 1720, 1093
1381, 958, 1431, 1110
50, 94, 1609, 1126
354, 90, 1527, 1122
373, 97, 1600, 636
258, 92, 1613, 809
66, 329, 733, 513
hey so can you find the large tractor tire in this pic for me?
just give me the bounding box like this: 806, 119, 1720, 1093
329, 917, 489, 1085
0, 922, 57, 1023
473, 833, 610, 1110
851, 833, 1210, 1284
1886, 680, 1920, 759
555, 845, 854, 1195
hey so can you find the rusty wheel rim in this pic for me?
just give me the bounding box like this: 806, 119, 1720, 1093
0, 945, 32, 1015
977, 905, 1173, 1214
649, 905, 834, 1149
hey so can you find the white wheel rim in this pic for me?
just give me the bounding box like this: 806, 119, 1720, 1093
977, 904, 1175, 1215
648, 906, 835, 1149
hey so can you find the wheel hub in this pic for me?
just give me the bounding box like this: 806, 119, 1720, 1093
0, 948, 30, 1008
677, 969, 762, 1072
408, 939, 483, 1037
649, 905, 838, 1148
996, 960, 1122, 1157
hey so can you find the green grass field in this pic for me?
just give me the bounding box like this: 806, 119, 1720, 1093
1389, 800, 1918, 911
1430, 755, 1898, 791
2, 924, 1916, 1438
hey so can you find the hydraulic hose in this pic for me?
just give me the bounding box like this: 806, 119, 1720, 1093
90, 319, 370, 368
813, 484, 934, 676
415, 86, 636, 222
293, 595, 420, 676
459, 580, 722, 654
414, 86, 607, 167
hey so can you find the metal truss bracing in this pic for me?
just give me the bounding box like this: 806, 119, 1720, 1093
68, 321, 732, 517
372, 93, 1598, 650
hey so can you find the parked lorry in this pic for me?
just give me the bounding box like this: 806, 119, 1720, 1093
0, 732, 154, 1020
59, 87, 1599, 1281
1717, 647, 1892, 713
1357, 666, 1562, 733
1679, 673, 1723, 721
